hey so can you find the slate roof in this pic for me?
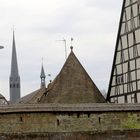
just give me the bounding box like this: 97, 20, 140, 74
40, 49, 106, 103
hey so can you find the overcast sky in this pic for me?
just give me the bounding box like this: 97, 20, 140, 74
0, 0, 123, 100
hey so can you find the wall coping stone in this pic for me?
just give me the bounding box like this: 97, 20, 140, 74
0, 103, 139, 114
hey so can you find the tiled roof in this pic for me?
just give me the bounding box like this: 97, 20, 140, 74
40, 50, 106, 103
16, 88, 46, 104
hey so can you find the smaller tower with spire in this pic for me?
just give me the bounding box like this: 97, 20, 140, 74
40, 62, 46, 88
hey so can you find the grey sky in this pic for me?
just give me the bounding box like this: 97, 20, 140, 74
0, 0, 123, 100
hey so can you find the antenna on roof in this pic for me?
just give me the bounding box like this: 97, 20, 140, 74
56, 38, 67, 60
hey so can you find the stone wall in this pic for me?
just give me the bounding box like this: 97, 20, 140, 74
0, 131, 140, 140
0, 111, 140, 133
0, 104, 140, 139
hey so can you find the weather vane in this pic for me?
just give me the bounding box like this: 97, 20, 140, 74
47, 74, 52, 83
70, 37, 74, 50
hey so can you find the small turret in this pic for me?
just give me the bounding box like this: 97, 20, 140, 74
40, 63, 46, 88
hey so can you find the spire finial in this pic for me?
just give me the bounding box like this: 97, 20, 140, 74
71, 37, 74, 45
13, 25, 15, 36
12, 26, 16, 46
70, 37, 74, 51
41, 57, 44, 65
13, 25, 15, 31
70, 46, 73, 51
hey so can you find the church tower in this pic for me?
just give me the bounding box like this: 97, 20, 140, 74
40, 63, 46, 88
9, 31, 20, 102
107, 0, 140, 103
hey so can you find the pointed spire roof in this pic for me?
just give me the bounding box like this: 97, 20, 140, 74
40, 64, 46, 78
40, 48, 106, 103
10, 31, 19, 77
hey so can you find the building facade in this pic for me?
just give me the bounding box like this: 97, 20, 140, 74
107, 0, 140, 103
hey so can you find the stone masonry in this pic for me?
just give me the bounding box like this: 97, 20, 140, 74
0, 104, 140, 139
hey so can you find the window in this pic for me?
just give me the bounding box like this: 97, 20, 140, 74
117, 75, 124, 84
57, 119, 60, 126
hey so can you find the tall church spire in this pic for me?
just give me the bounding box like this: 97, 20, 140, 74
10, 30, 20, 102
40, 63, 46, 88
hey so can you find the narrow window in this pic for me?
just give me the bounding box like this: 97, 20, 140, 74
57, 119, 60, 126
117, 75, 124, 85
20, 117, 23, 122
99, 117, 101, 124
77, 113, 80, 118
88, 113, 90, 118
